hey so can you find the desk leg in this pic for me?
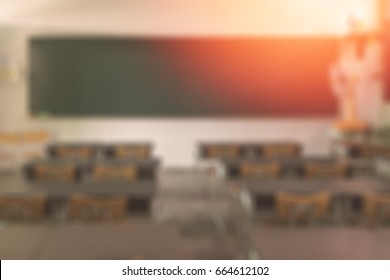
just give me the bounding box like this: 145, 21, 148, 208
333, 195, 347, 226
50, 197, 67, 223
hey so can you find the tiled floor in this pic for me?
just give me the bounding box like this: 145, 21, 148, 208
1, 221, 390, 259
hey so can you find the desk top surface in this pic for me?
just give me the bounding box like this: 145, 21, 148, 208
0, 174, 156, 197
0, 169, 389, 197
229, 178, 390, 195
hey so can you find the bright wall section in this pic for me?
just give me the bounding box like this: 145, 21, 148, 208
0, 0, 385, 166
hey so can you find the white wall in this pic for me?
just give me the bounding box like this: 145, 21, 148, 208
0, 0, 380, 35
0, 0, 385, 166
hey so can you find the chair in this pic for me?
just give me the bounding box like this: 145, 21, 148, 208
20, 131, 51, 142
0, 194, 47, 222
363, 192, 390, 226
303, 162, 348, 179
275, 191, 331, 225
110, 145, 151, 159
366, 145, 390, 158
340, 142, 371, 158
261, 144, 301, 158
32, 162, 78, 182
68, 194, 127, 222
239, 162, 282, 179
50, 145, 95, 160
0, 131, 52, 172
204, 145, 241, 159
0, 133, 20, 172
343, 142, 390, 159
92, 164, 137, 182
19, 130, 52, 162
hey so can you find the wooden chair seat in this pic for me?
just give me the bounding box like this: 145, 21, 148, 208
276, 192, 331, 223
0, 133, 20, 169
54, 147, 94, 160
92, 164, 137, 182
69, 194, 127, 222
261, 144, 301, 158
0, 133, 20, 144
372, 147, 390, 157
363, 193, 390, 224
113, 146, 150, 159
20, 131, 51, 143
205, 145, 241, 159
33, 163, 78, 182
239, 162, 282, 179
341, 142, 390, 158
303, 162, 348, 178
0, 131, 52, 169
0, 194, 47, 221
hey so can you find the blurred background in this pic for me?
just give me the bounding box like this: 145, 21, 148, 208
0, 0, 390, 260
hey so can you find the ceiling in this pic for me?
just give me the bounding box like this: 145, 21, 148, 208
0, 0, 378, 35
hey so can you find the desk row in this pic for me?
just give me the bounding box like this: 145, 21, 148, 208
0, 193, 148, 222
220, 157, 390, 179
0, 191, 389, 226
23, 158, 160, 182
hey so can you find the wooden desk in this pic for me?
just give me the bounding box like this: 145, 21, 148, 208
0, 175, 156, 197
0, 175, 157, 214
229, 178, 389, 196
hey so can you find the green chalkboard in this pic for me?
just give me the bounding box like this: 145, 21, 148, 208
29, 37, 337, 117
